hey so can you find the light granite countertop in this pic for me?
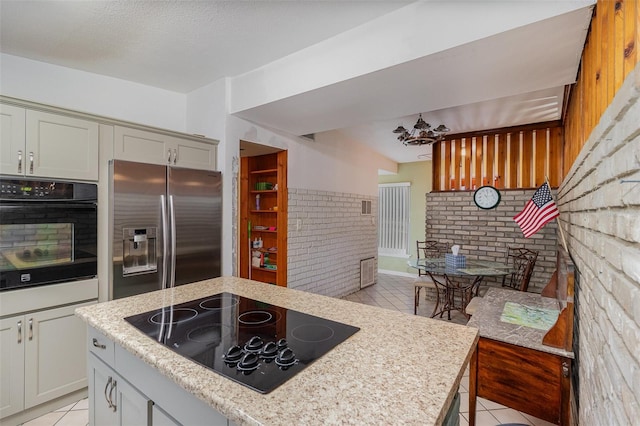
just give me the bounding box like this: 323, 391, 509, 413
76, 276, 479, 425
467, 287, 574, 359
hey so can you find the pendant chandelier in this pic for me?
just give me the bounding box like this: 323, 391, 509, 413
393, 114, 450, 146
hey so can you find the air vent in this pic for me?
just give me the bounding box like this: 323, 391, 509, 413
361, 200, 372, 215
360, 257, 375, 289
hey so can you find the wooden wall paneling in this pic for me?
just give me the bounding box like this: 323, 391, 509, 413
549, 127, 563, 187
623, 0, 637, 75
594, 5, 603, 121
534, 129, 547, 187
443, 140, 451, 191
433, 142, 441, 191
521, 130, 534, 188
491, 133, 507, 188
453, 139, 462, 190
474, 136, 484, 189
463, 138, 472, 190
508, 132, 520, 188
608, 0, 616, 106
614, 0, 625, 93
485, 135, 496, 187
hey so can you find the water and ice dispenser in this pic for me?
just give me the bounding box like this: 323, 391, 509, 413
122, 227, 157, 275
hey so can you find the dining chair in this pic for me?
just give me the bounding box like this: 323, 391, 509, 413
466, 247, 539, 316
502, 247, 539, 292
413, 240, 450, 315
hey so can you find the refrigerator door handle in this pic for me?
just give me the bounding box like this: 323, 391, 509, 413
169, 194, 177, 289
160, 195, 169, 290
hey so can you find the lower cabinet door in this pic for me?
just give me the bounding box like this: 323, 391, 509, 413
116, 375, 151, 426
24, 302, 92, 409
0, 316, 25, 418
89, 354, 151, 426
90, 358, 119, 426
152, 404, 180, 426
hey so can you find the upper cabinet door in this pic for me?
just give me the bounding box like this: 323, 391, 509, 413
0, 104, 26, 177
114, 126, 173, 166
173, 138, 216, 171
114, 126, 217, 171
25, 111, 99, 181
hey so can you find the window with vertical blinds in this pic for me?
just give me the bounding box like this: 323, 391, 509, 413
378, 182, 410, 257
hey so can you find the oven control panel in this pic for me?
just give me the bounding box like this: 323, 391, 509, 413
0, 178, 96, 201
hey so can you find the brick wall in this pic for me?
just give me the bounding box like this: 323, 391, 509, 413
287, 188, 378, 297
425, 190, 558, 292
559, 65, 640, 425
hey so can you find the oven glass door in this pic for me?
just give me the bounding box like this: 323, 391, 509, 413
0, 202, 97, 290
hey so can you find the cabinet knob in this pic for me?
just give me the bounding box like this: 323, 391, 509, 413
92, 337, 107, 349
17, 150, 22, 173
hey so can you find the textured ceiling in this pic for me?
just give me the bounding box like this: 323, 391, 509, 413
0, 0, 411, 92
0, 0, 595, 164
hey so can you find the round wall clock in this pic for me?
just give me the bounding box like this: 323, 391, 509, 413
473, 185, 501, 209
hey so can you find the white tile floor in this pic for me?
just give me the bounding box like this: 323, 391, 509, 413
25, 273, 557, 426
22, 398, 88, 426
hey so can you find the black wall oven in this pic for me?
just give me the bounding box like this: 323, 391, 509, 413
0, 177, 97, 291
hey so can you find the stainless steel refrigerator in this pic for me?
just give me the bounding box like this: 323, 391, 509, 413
110, 160, 221, 299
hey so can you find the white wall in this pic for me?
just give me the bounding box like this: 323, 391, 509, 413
185, 79, 233, 276
0, 53, 186, 131
226, 117, 394, 196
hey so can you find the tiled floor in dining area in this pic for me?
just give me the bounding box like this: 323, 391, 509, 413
24, 273, 555, 426
342, 273, 557, 426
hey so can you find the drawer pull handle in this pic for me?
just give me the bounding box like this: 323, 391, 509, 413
29, 151, 34, 174
17, 320, 22, 344
28, 318, 33, 341
17, 150, 22, 173
92, 338, 107, 349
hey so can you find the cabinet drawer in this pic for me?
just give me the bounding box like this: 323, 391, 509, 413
88, 327, 114, 365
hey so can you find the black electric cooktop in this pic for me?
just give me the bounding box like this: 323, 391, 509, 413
124, 292, 360, 393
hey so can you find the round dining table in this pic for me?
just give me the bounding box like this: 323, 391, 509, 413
408, 257, 513, 319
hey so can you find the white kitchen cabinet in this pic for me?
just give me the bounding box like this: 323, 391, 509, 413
0, 301, 93, 419
0, 105, 99, 180
114, 126, 216, 171
0, 104, 26, 176
87, 326, 229, 426
89, 354, 151, 426
0, 316, 26, 418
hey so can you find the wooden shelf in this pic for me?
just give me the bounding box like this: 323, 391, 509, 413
252, 266, 277, 273
241, 151, 287, 288
253, 248, 278, 254
250, 168, 277, 175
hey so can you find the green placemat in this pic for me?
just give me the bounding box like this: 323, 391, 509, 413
500, 301, 560, 331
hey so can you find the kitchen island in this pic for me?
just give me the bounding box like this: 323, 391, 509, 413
75, 277, 478, 425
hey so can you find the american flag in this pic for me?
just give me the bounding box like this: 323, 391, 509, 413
513, 182, 559, 238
